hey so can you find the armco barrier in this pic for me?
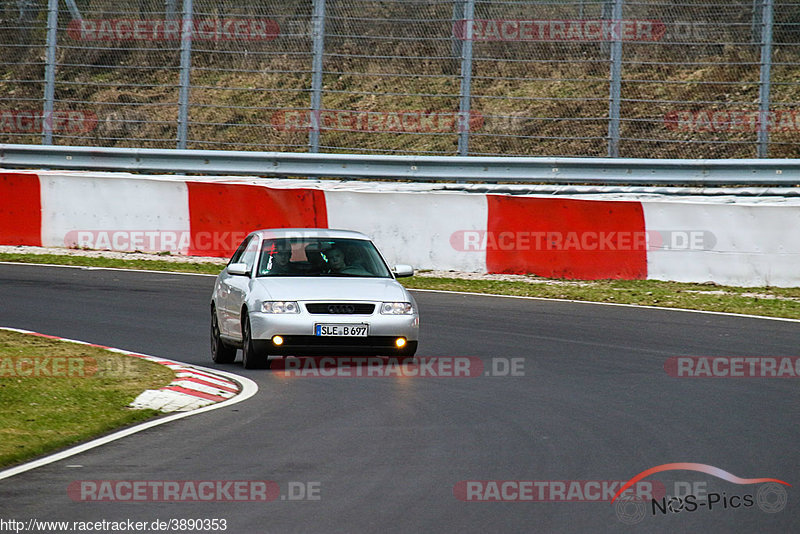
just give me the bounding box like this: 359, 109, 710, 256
1, 170, 799, 287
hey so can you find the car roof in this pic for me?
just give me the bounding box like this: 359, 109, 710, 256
252, 228, 372, 241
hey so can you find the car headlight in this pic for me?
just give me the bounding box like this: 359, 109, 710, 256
261, 301, 300, 314
380, 302, 414, 315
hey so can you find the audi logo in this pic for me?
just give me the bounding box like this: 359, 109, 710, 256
328, 304, 355, 314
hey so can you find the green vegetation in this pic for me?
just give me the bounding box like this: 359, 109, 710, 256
0, 253, 225, 275
403, 275, 800, 320
0, 330, 175, 468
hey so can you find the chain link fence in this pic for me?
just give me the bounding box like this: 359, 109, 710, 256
1, 0, 798, 158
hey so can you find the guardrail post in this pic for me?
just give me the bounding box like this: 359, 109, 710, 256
177, 0, 193, 150
757, 0, 774, 158
607, 0, 623, 158
310, 0, 327, 153
457, 0, 475, 157
41, 0, 58, 145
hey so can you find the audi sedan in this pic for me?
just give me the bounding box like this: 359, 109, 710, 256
210, 229, 419, 369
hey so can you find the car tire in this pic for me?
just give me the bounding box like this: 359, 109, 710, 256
211, 306, 237, 364
242, 313, 271, 370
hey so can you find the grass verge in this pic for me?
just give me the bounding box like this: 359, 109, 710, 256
0, 329, 175, 468
403, 276, 800, 320
2, 252, 799, 320
0, 253, 225, 275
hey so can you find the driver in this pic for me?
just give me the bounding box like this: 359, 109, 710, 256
263, 242, 293, 275
325, 247, 371, 275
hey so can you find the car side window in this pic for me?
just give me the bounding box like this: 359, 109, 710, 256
229, 237, 251, 265
240, 237, 260, 272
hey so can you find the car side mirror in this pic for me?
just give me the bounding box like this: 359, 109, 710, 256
393, 264, 414, 278
227, 262, 250, 276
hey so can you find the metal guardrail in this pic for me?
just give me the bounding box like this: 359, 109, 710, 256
1, 143, 799, 185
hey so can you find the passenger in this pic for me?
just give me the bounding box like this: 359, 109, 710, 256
305, 243, 325, 273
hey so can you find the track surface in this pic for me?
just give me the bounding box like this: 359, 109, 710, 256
0, 264, 798, 533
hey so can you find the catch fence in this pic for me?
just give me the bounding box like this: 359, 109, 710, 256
1, 0, 798, 157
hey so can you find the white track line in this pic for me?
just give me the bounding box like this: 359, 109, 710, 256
0, 328, 258, 481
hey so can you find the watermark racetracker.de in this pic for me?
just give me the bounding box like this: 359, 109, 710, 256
63, 230, 250, 256
453, 19, 666, 42
67, 18, 280, 41
272, 356, 524, 378
67, 480, 321, 502
454, 479, 666, 502
270, 110, 484, 133
665, 110, 800, 133
450, 230, 716, 252
0, 111, 97, 134
665, 356, 800, 378
0, 355, 147, 378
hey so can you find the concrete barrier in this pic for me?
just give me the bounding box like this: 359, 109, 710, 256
2, 169, 798, 287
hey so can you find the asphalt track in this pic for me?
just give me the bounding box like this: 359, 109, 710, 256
0, 263, 798, 533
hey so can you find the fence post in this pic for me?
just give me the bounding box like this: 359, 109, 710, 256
63, 0, 82, 20
757, 0, 774, 158
165, 0, 178, 19
601, 0, 612, 56
310, 0, 327, 153
452, 0, 463, 63
177, 0, 193, 149
457, 0, 475, 157
607, 0, 623, 158
41, 0, 58, 145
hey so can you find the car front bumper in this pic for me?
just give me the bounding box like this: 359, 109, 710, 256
249, 308, 419, 356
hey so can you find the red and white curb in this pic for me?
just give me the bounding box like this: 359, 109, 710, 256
130, 361, 241, 412
1, 327, 242, 412
0, 326, 258, 481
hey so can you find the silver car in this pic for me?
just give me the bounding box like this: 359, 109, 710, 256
210, 228, 419, 369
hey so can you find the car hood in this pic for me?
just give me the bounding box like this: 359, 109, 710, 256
252, 276, 412, 303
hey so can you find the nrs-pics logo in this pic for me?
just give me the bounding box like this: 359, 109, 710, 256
612, 463, 790, 524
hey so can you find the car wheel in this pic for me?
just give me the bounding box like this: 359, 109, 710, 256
211, 306, 236, 364
242, 313, 271, 370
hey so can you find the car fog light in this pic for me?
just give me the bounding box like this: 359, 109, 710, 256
395, 337, 407, 348
272, 335, 284, 346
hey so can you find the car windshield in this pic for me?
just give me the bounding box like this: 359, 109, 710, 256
256, 237, 393, 278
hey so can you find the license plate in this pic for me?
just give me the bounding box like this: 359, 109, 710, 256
315, 324, 369, 337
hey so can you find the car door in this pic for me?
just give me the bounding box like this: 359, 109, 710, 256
217, 236, 257, 338
220, 235, 260, 339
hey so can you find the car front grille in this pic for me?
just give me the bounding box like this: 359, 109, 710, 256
306, 303, 375, 315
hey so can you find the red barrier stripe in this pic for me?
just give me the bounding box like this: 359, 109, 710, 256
486, 196, 647, 280
186, 182, 328, 257
163, 385, 229, 402
0, 173, 41, 246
